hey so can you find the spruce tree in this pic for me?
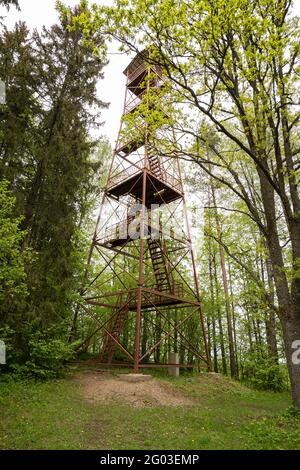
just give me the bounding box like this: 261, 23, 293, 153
23, 4, 108, 330
0, 3, 108, 357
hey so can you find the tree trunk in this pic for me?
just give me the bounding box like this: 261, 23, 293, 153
228, 262, 239, 377
213, 253, 227, 374
264, 257, 278, 362
211, 316, 218, 373
211, 186, 238, 378
252, 318, 261, 356
245, 310, 253, 353
258, 165, 300, 408
206, 317, 212, 363
219, 243, 238, 378
280, 315, 300, 409
208, 223, 219, 372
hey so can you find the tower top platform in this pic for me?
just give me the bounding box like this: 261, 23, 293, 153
123, 49, 149, 76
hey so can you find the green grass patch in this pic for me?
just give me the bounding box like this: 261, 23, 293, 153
0, 371, 299, 450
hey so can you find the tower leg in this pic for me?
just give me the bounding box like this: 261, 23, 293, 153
134, 168, 147, 373
134, 285, 142, 373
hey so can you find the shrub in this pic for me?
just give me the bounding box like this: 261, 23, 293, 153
242, 356, 288, 392
10, 338, 75, 379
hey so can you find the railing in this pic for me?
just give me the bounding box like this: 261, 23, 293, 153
99, 217, 137, 245
125, 78, 164, 115
106, 158, 183, 194
98, 215, 186, 247
159, 170, 183, 193
124, 89, 148, 114
150, 282, 185, 298
116, 123, 147, 153
127, 63, 163, 87
129, 282, 186, 308
124, 95, 142, 114
107, 158, 145, 191
127, 62, 147, 85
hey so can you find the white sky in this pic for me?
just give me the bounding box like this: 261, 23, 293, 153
1, 0, 300, 148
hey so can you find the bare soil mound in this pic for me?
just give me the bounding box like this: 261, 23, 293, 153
72, 371, 192, 408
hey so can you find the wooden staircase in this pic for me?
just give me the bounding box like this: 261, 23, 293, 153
100, 299, 129, 363
148, 151, 164, 180
148, 238, 173, 293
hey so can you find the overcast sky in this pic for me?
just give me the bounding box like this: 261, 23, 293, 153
1, 0, 300, 147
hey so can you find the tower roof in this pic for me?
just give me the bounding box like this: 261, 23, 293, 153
123, 49, 149, 76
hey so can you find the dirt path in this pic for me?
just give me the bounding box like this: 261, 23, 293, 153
73, 371, 193, 408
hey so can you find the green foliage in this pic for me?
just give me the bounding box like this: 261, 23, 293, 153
10, 337, 75, 379
22, 9, 108, 330
0, 3, 109, 371
0, 181, 32, 359
27, 338, 74, 378
283, 405, 300, 418
242, 355, 288, 392
0, 180, 29, 306
243, 411, 300, 450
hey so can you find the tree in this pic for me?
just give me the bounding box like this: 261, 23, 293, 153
0, 21, 38, 204
0, 2, 109, 362
23, 4, 108, 332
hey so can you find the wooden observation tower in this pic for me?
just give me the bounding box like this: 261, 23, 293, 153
80, 50, 211, 372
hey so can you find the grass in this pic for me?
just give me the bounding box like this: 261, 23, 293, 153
0, 369, 300, 450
